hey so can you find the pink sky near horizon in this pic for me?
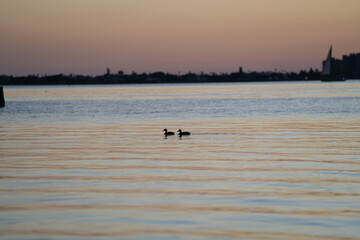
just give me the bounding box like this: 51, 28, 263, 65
1, 0, 359, 76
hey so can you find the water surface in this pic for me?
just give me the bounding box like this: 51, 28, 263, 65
1, 81, 360, 239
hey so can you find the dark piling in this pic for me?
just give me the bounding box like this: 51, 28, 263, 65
0, 86, 5, 108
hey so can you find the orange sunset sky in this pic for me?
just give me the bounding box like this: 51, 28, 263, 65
1, 0, 359, 76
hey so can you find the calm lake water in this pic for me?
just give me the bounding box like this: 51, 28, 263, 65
1, 81, 360, 240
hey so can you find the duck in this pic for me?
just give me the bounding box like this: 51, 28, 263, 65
178, 129, 191, 136
163, 129, 175, 136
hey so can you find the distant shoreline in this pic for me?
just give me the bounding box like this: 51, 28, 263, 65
2, 69, 359, 86
0, 78, 322, 86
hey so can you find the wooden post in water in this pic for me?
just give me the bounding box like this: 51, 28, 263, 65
0, 86, 5, 108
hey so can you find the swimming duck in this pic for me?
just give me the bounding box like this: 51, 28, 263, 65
178, 129, 191, 136
163, 129, 175, 136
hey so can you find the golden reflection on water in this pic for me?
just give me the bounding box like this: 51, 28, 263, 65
1, 82, 360, 239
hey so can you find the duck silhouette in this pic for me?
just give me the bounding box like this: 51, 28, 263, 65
163, 129, 175, 136
178, 129, 191, 136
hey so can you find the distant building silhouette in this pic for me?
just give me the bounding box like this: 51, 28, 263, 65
322, 46, 332, 76
322, 46, 360, 79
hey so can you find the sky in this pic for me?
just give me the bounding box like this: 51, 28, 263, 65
0, 0, 359, 76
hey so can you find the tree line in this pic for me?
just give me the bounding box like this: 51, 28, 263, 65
0, 68, 322, 85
